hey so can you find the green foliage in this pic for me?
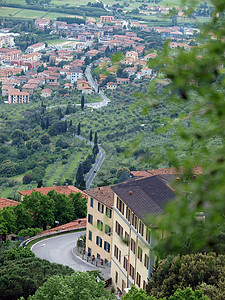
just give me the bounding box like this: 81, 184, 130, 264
0, 248, 73, 300
22, 192, 55, 229
18, 228, 43, 238
25, 271, 116, 300
141, 0, 225, 255
122, 285, 208, 300
3, 247, 35, 261
146, 253, 225, 299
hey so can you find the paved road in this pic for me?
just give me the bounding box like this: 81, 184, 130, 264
31, 232, 110, 279
73, 134, 105, 188
85, 64, 110, 108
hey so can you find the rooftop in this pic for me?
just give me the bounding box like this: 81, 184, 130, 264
111, 175, 175, 221
0, 197, 20, 210
19, 185, 87, 198
85, 186, 114, 208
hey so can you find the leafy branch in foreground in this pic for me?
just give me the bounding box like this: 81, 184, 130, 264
144, 0, 225, 255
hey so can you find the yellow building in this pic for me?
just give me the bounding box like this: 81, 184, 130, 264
85, 168, 184, 294
110, 175, 175, 294
85, 186, 114, 265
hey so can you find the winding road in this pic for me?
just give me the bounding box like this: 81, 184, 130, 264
73, 134, 105, 188
31, 232, 110, 279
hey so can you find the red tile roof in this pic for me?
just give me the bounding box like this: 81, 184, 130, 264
19, 185, 87, 198
41, 218, 86, 234
85, 186, 114, 208
0, 197, 20, 210
131, 167, 202, 178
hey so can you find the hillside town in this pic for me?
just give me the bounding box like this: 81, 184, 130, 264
0, 0, 224, 300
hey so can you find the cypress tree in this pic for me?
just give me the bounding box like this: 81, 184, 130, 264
94, 132, 98, 145
77, 122, 81, 135
89, 130, 93, 142
81, 95, 85, 111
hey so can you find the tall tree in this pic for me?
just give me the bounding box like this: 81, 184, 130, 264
94, 132, 98, 145
81, 95, 85, 111
89, 130, 93, 142
77, 122, 81, 135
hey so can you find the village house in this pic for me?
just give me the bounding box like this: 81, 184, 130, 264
41, 88, 52, 98
82, 86, 93, 95
77, 79, 90, 90
8, 89, 29, 104
26, 42, 45, 54
100, 16, 114, 23
23, 52, 42, 62
116, 78, 130, 85
107, 82, 117, 90
67, 68, 83, 84
64, 83, 74, 90
0, 48, 22, 61
35, 18, 50, 29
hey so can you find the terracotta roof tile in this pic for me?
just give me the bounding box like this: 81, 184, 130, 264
85, 186, 114, 208
0, 197, 20, 210
19, 185, 87, 198
41, 218, 86, 234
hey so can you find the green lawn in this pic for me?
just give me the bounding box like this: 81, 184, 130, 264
61, 151, 82, 182
46, 39, 68, 46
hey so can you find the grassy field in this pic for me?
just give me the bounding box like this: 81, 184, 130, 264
47, 39, 68, 46
0, 6, 83, 20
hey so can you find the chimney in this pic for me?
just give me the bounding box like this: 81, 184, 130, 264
176, 177, 180, 182
129, 191, 132, 196
193, 175, 196, 180
66, 183, 68, 187
54, 181, 57, 186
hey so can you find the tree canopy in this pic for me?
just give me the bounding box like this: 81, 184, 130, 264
22, 271, 116, 300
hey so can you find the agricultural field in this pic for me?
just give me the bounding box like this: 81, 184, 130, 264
0, 6, 84, 20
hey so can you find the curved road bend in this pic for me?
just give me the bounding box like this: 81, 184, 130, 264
85, 64, 110, 108
31, 231, 110, 279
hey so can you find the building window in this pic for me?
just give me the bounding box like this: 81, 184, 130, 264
88, 230, 92, 241
131, 238, 136, 254
106, 207, 112, 218
98, 202, 104, 213
104, 241, 110, 253
125, 231, 129, 246
88, 214, 93, 225
139, 221, 144, 236
146, 228, 151, 243
143, 281, 146, 290
97, 253, 101, 259
116, 197, 124, 214
126, 207, 131, 221
115, 221, 123, 238
138, 246, 142, 262
144, 254, 149, 269
115, 271, 118, 284
97, 220, 103, 231
122, 280, 126, 292
137, 272, 141, 287
90, 197, 94, 207
132, 213, 137, 229
123, 256, 128, 271
119, 250, 121, 263
105, 224, 111, 236
96, 236, 102, 247
129, 264, 134, 279
88, 247, 91, 255
114, 245, 119, 259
